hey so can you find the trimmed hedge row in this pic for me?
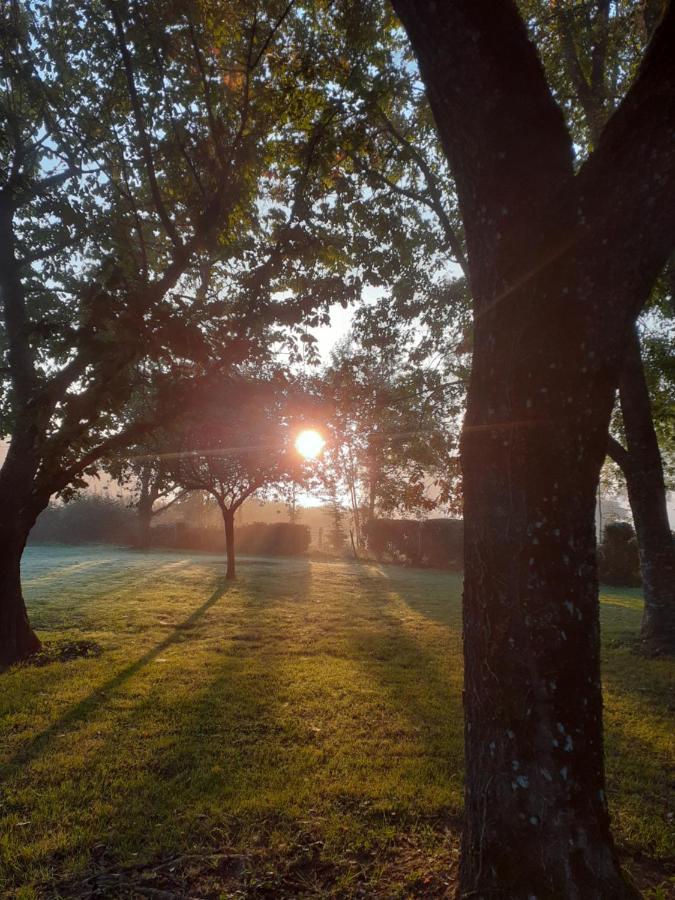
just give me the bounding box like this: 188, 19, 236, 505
150, 521, 311, 556
367, 517, 649, 585
30, 496, 135, 545
598, 521, 641, 587
365, 518, 463, 569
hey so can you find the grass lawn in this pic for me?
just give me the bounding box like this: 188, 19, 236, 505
0, 546, 673, 898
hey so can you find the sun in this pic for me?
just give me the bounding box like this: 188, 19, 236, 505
295, 428, 325, 459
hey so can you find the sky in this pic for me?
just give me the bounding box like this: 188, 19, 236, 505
311, 302, 354, 362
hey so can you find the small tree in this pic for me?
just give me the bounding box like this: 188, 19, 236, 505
317, 336, 461, 543
167, 392, 295, 579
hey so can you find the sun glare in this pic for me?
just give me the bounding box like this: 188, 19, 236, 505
295, 428, 325, 459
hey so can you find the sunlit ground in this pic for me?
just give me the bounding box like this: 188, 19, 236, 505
0, 547, 672, 897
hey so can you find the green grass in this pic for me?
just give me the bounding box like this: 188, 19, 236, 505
0, 546, 673, 897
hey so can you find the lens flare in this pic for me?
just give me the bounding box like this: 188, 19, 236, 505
295, 428, 325, 459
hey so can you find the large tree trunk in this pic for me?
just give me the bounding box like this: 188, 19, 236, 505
223, 508, 235, 580
456, 254, 637, 896
461, 379, 635, 897
613, 329, 675, 656
0, 521, 41, 668
389, 1, 675, 894
0, 424, 44, 667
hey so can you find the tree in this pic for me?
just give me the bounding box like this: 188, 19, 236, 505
606, 324, 675, 654
123, 461, 185, 548
390, 0, 675, 895
0, 0, 401, 665
523, 0, 675, 655
317, 335, 462, 546
165, 383, 296, 579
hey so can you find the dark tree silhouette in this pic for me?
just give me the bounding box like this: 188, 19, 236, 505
166, 389, 295, 580
390, 0, 675, 895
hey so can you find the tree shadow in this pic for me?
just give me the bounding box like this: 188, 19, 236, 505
0, 578, 231, 783
345, 583, 463, 755
52, 562, 317, 868
359, 561, 463, 630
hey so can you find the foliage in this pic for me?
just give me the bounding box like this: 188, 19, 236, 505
1, 0, 434, 511
598, 522, 642, 587
366, 517, 463, 569
27, 495, 135, 545
312, 336, 462, 543
520, 0, 659, 154
163, 379, 298, 515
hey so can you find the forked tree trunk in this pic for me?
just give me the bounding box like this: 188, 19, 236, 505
0, 523, 41, 667
389, 0, 675, 893
614, 329, 675, 656
223, 508, 235, 580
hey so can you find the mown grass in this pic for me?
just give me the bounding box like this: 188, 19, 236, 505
0, 546, 672, 898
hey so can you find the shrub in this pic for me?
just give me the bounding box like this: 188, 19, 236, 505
148, 521, 310, 556
29, 496, 135, 545
237, 522, 311, 556
598, 521, 641, 586
365, 518, 463, 569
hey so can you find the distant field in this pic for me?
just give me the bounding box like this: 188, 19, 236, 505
0, 545, 672, 897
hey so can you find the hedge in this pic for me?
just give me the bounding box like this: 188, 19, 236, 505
365, 518, 463, 569
149, 521, 310, 557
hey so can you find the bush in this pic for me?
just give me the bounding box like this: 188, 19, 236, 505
29, 496, 135, 545
365, 518, 463, 569
148, 521, 310, 557
598, 521, 641, 586
237, 522, 311, 556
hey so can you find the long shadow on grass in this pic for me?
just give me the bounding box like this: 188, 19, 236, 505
0, 578, 230, 783
314, 562, 465, 801
78, 564, 315, 861
361, 562, 463, 630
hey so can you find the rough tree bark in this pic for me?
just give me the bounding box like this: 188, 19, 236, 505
607, 329, 675, 657
0, 199, 44, 666
555, 2, 675, 659
0, 516, 41, 667
390, 0, 675, 895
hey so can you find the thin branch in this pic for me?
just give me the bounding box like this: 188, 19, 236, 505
186, 16, 226, 170
106, 0, 182, 249
250, 1, 296, 71
376, 108, 469, 274
18, 232, 82, 267
151, 490, 187, 517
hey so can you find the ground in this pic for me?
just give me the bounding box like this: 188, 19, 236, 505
0, 546, 673, 898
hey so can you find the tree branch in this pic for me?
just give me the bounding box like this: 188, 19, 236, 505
390, 0, 574, 287
575, 1, 675, 318
107, 0, 182, 249
374, 108, 468, 275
